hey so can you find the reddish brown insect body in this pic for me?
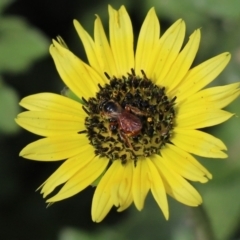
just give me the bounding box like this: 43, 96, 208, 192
99, 100, 146, 148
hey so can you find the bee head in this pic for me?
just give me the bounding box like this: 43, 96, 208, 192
99, 99, 121, 115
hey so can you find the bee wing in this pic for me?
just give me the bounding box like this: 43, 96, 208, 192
119, 112, 142, 133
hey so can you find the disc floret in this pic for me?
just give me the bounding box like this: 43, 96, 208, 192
83, 70, 176, 164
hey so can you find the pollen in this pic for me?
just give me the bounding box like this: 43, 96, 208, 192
82, 70, 177, 164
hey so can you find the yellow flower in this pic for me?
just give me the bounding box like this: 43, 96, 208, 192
16, 6, 239, 222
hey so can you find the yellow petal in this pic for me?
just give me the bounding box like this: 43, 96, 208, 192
73, 20, 101, 74
108, 161, 133, 209
46, 156, 109, 202
174, 52, 231, 102
92, 160, 119, 222
50, 40, 105, 99
117, 193, 133, 212
147, 157, 169, 220
162, 144, 212, 183
178, 83, 240, 110
108, 5, 134, 76
176, 109, 233, 129
16, 111, 84, 136
94, 15, 118, 77
135, 8, 160, 77
40, 145, 96, 197
20, 134, 89, 161
152, 155, 202, 206
166, 29, 201, 93
172, 128, 227, 158
154, 19, 185, 85
19, 93, 85, 115
110, 161, 126, 207
116, 161, 133, 212
132, 158, 150, 211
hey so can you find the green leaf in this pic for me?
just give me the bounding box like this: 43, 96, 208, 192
0, 77, 20, 134
0, 16, 49, 73
196, 100, 240, 240
148, 0, 240, 22
0, 0, 14, 13
59, 228, 123, 240
61, 86, 83, 104
199, 168, 240, 240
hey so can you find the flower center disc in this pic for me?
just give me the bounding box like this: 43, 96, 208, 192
82, 70, 176, 164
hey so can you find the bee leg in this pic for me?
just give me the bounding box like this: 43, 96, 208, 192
119, 130, 133, 149
108, 120, 118, 137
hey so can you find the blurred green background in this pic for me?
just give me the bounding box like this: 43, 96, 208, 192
1, 0, 240, 239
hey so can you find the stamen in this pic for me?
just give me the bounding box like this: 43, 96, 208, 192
140, 69, 147, 79
82, 97, 88, 104
104, 72, 111, 79
82, 106, 90, 115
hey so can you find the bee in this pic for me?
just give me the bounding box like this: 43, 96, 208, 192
99, 100, 147, 148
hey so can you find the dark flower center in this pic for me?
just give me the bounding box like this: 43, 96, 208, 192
81, 69, 176, 164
